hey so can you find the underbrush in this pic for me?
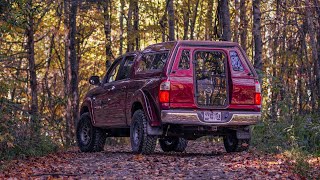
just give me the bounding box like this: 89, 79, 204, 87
0, 136, 58, 161
252, 114, 320, 154
0, 101, 59, 170
252, 114, 320, 177
0, 136, 58, 171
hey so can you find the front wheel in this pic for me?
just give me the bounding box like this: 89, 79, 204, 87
223, 130, 250, 152
159, 137, 188, 152
130, 109, 157, 154
76, 112, 106, 152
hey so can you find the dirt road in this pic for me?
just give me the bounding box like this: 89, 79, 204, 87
0, 141, 302, 179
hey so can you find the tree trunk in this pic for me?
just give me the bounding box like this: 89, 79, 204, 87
279, 0, 287, 104
10, 58, 23, 102
64, 0, 71, 146
270, 0, 280, 119
168, 0, 175, 41
183, 0, 190, 40
297, 29, 306, 114
26, 0, 40, 137
304, 31, 315, 111
119, 0, 124, 55
159, 0, 169, 42
306, 0, 319, 107
190, 0, 200, 40
205, 0, 213, 40
69, 0, 78, 143
214, 2, 221, 39
43, 33, 55, 117
233, 0, 239, 42
64, 0, 78, 146
239, 0, 248, 51
103, 0, 113, 60
133, 0, 139, 50
253, 0, 263, 79
127, 0, 134, 52
316, 0, 320, 101
220, 0, 231, 41
316, 0, 320, 107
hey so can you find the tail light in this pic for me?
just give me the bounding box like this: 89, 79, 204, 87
159, 81, 170, 103
254, 80, 261, 105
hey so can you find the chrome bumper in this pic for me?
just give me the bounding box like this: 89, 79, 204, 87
161, 110, 260, 126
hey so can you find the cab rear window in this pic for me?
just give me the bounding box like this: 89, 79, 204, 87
136, 51, 169, 73
230, 51, 244, 71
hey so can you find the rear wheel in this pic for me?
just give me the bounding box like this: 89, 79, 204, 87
223, 130, 250, 152
130, 109, 157, 154
159, 137, 188, 152
76, 112, 106, 152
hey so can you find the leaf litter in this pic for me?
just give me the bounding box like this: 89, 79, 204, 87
0, 140, 318, 179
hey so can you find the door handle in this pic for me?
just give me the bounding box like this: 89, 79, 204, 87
121, 86, 127, 90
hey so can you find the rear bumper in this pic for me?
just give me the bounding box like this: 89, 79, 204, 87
161, 110, 260, 126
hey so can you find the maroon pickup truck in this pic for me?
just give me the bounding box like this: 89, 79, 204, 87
76, 40, 261, 154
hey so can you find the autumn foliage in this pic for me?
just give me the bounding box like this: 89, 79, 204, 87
0, 0, 319, 178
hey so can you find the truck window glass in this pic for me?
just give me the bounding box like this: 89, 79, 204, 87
178, 50, 190, 69
108, 63, 120, 82
230, 51, 244, 71
194, 51, 227, 107
136, 51, 169, 73
118, 55, 135, 80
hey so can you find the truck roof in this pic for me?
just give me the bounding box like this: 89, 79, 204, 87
142, 40, 240, 53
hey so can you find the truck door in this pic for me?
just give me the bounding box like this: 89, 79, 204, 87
93, 58, 123, 127
105, 55, 136, 126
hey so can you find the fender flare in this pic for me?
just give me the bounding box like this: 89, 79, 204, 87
130, 89, 162, 135
79, 97, 95, 125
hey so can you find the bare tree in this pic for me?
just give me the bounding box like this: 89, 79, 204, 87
168, 0, 175, 41
306, 0, 319, 103
133, 0, 139, 50
239, 0, 248, 51
205, 0, 214, 40
220, 0, 231, 41
64, 0, 78, 146
183, 0, 190, 40
316, 0, 320, 105
102, 0, 113, 60
315, 0, 320, 90
233, 0, 239, 42
270, 0, 281, 119
253, 0, 263, 78
119, 0, 125, 54
127, 0, 134, 52
26, 0, 40, 137
190, 0, 200, 40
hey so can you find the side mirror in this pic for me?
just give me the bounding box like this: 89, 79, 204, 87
106, 60, 112, 71
89, 76, 100, 86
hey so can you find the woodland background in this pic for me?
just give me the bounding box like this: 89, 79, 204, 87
0, 0, 319, 161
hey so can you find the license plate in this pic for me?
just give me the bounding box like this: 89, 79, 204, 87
203, 112, 221, 122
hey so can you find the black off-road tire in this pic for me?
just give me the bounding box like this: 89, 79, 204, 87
223, 130, 250, 153
76, 112, 106, 152
174, 138, 188, 152
159, 137, 188, 152
130, 109, 157, 155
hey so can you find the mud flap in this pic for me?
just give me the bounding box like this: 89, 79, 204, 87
147, 123, 163, 136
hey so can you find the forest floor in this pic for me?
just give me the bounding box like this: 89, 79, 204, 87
0, 140, 319, 179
